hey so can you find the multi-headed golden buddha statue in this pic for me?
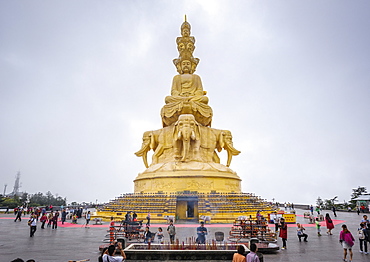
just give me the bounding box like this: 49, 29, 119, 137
161, 19, 213, 127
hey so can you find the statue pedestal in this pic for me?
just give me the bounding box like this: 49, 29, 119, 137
134, 162, 241, 194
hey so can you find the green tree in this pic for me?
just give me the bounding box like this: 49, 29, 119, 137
1, 196, 21, 208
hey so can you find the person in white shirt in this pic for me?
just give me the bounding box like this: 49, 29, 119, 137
29, 214, 37, 237
85, 211, 91, 228
102, 242, 126, 262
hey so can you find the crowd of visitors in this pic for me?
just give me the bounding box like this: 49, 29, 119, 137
12, 205, 93, 238
6, 205, 370, 262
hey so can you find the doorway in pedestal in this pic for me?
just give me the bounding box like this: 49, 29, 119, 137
175, 194, 199, 222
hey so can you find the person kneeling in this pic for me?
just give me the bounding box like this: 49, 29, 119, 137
297, 223, 308, 242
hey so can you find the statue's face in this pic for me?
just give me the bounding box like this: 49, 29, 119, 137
182, 28, 190, 37
178, 43, 185, 52
181, 60, 191, 73
186, 42, 194, 52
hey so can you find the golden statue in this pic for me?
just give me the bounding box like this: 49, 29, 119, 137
135, 17, 241, 194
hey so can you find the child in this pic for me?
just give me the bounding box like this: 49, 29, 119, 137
156, 227, 164, 244
72, 214, 78, 224
315, 217, 321, 236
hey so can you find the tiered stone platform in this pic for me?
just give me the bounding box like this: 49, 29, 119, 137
96, 192, 275, 223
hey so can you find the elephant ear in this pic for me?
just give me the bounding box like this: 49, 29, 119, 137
149, 133, 157, 151
194, 121, 201, 140
218, 131, 226, 151
173, 119, 180, 140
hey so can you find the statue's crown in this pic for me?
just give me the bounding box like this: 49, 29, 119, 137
173, 16, 200, 74
180, 14, 191, 32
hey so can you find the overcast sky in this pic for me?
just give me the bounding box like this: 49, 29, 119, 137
1, 1, 369, 206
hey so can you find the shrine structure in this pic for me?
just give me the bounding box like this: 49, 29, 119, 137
98, 18, 275, 223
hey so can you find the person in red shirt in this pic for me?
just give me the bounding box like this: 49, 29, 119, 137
279, 218, 288, 249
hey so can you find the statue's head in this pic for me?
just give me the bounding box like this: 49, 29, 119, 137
181, 21, 191, 37
181, 60, 191, 74
173, 57, 199, 74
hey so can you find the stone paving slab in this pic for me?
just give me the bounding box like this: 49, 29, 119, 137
1, 209, 369, 262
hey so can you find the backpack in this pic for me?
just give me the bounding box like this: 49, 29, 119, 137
358, 228, 365, 240
28, 218, 34, 226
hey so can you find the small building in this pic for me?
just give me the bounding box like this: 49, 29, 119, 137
353, 194, 370, 212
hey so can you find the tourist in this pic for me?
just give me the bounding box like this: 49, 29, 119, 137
358, 223, 368, 254
52, 211, 59, 229
61, 209, 67, 225
72, 213, 78, 224
146, 212, 151, 226
246, 243, 260, 262
132, 211, 137, 221
102, 242, 126, 262
124, 211, 131, 222
357, 206, 361, 215
39, 213, 47, 229
156, 227, 164, 244
14, 208, 23, 222
272, 212, 280, 232
361, 215, 369, 225
332, 206, 337, 217
315, 217, 322, 236
85, 211, 91, 228
98, 247, 108, 262
144, 226, 153, 243
316, 206, 321, 215
232, 245, 245, 262
325, 213, 334, 235
47, 211, 53, 227
340, 224, 355, 262
256, 210, 262, 220
196, 221, 208, 244
28, 214, 37, 237
279, 218, 288, 249
310, 205, 314, 215
364, 223, 370, 251
167, 220, 176, 244
296, 223, 308, 242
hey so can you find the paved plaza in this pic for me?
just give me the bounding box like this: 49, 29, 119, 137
1, 208, 369, 262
